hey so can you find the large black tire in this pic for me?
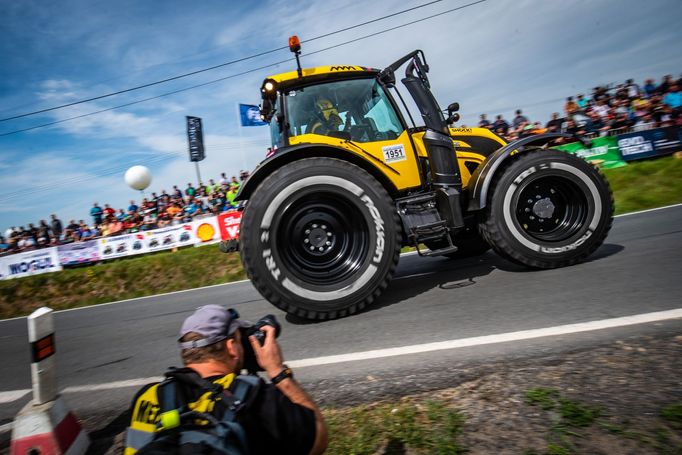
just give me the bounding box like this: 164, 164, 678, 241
424, 226, 491, 259
239, 157, 401, 320
479, 150, 613, 268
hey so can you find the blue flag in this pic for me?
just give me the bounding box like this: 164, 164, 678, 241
239, 104, 267, 127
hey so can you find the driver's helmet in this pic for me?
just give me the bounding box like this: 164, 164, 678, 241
316, 98, 342, 127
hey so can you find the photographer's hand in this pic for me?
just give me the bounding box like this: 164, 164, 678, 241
248, 325, 284, 378
248, 325, 328, 455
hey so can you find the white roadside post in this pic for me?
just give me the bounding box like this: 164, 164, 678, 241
10, 307, 89, 455
28, 307, 58, 404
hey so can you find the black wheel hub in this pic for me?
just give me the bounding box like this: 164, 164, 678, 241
515, 175, 589, 242
276, 192, 370, 286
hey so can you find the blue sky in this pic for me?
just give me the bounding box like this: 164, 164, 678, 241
1, 0, 681, 230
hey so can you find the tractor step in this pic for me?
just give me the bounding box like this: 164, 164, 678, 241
410, 220, 459, 257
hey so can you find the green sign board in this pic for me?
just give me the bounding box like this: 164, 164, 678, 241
555, 136, 627, 169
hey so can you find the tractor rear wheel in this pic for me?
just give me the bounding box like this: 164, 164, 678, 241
479, 150, 613, 268
240, 157, 401, 320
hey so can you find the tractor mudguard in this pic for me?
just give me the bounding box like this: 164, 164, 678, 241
235, 143, 399, 202
466, 132, 590, 211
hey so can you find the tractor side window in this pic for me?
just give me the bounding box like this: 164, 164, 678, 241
362, 88, 403, 141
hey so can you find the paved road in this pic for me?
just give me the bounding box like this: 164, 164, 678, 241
1, 205, 681, 431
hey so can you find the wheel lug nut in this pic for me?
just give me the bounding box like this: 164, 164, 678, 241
312, 224, 318, 228
530, 216, 535, 220
527, 199, 533, 204
318, 247, 324, 252
321, 224, 327, 229
305, 229, 310, 234
327, 232, 332, 237
536, 195, 541, 199
325, 241, 331, 246
525, 208, 530, 213
309, 246, 315, 251
304, 239, 309, 244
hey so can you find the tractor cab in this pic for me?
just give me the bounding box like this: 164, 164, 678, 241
260, 66, 405, 150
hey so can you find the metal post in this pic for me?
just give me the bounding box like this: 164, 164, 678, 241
195, 161, 203, 187
27, 307, 57, 405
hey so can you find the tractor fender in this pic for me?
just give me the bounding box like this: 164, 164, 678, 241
235, 143, 399, 201
466, 133, 589, 211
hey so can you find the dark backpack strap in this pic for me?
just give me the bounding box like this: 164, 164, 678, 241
222, 375, 261, 421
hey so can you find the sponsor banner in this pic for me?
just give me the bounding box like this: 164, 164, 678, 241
556, 136, 627, 169
186, 116, 206, 162
57, 240, 101, 265
143, 224, 195, 252
192, 216, 221, 244
98, 233, 147, 259
0, 248, 62, 279
217, 211, 242, 241
617, 126, 682, 161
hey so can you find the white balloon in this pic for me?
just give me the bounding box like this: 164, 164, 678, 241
124, 165, 152, 191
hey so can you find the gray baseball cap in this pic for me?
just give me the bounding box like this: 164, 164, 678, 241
178, 305, 250, 349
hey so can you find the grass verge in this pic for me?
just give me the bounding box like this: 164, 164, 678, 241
324, 398, 465, 455
1, 155, 681, 319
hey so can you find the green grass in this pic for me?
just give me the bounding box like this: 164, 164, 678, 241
0, 246, 244, 319
603, 155, 682, 215
324, 399, 465, 455
1, 155, 681, 319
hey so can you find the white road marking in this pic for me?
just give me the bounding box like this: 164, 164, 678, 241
0, 203, 679, 324
1, 308, 680, 407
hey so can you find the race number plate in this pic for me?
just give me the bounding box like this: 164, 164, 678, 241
382, 144, 407, 163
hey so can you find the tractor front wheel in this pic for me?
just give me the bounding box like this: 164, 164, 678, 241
239, 157, 401, 320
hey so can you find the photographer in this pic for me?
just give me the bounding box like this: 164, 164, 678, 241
124, 305, 327, 455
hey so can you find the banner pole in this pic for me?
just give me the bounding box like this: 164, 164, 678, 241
195, 161, 203, 187
236, 103, 247, 171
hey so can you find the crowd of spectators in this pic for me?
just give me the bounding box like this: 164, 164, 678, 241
476, 73, 682, 141
1, 170, 250, 255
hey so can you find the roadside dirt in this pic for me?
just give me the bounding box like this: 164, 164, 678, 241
3, 332, 680, 454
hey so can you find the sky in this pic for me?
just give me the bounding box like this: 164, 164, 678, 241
1, 0, 681, 230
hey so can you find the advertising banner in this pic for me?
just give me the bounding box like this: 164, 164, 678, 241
217, 211, 242, 241
617, 126, 682, 161
186, 116, 206, 162
57, 240, 101, 265
0, 248, 62, 280
556, 136, 627, 169
142, 224, 195, 252
192, 216, 221, 245
98, 233, 147, 260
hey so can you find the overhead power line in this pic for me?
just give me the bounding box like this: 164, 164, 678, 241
0, 0, 486, 137
0, 0, 448, 123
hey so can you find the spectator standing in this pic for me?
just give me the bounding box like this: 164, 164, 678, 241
643, 79, 657, 98
103, 203, 116, 220
128, 200, 138, 214
478, 114, 491, 128
576, 94, 589, 110
512, 109, 528, 130
663, 84, 682, 111
219, 172, 229, 187
626, 79, 640, 98
545, 112, 563, 132
186, 183, 196, 197
172, 185, 183, 199
90, 203, 103, 225
50, 215, 63, 240
492, 115, 509, 136
37, 220, 51, 247
564, 97, 579, 116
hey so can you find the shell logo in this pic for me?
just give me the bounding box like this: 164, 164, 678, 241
196, 223, 216, 242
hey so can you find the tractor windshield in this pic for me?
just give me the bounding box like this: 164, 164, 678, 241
284, 78, 403, 142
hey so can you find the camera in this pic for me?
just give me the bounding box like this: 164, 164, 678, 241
240, 314, 281, 374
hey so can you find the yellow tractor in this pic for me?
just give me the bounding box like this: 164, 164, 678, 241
235, 38, 613, 320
